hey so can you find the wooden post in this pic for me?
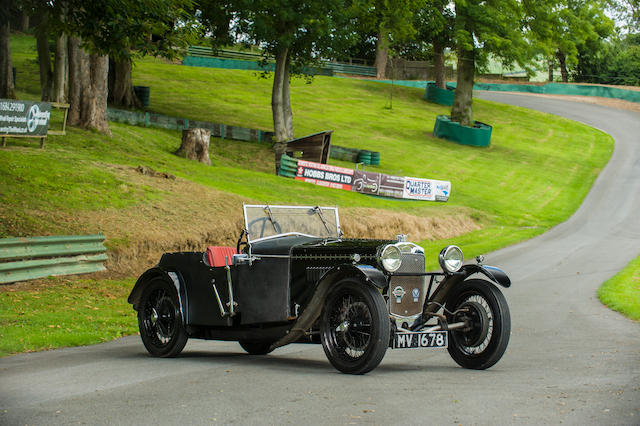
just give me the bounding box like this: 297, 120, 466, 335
175, 128, 212, 165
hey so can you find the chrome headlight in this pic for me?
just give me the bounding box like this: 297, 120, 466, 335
379, 244, 402, 272
439, 245, 463, 273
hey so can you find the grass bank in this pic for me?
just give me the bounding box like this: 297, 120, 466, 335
0, 33, 615, 355
598, 256, 640, 321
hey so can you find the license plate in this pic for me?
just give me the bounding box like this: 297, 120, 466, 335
392, 331, 448, 349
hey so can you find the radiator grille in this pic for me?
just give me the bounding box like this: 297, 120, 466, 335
389, 251, 426, 319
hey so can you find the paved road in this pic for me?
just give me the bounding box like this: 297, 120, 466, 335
1, 94, 639, 425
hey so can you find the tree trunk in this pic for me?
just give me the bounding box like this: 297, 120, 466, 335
108, 57, 140, 108
67, 37, 111, 135
54, 32, 68, 103
433, 39, 446, 89
0, 17, 15, 99
557, 50, 568, 83
83, 54, 110, 134
450, 46, 475, 127
175, 128, 212, 165
272, 47, 294, 174
67, 36, 83, 125
36, 20, 53, 101
374, 30, 388, 80
20, 10, 29, 32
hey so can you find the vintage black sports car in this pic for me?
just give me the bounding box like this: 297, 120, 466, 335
128, 205, 511, 374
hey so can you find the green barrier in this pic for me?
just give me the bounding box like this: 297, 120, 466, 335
424, 82, 455, 106
373, 79, 429, 89
0, 234, 108, 284
182, 56, 333, 77
445, 81, 640, 103
432, 115, 492, 147
106, 108, 273, 143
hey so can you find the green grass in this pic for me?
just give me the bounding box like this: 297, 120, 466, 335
598, 256, 640, 321
0, 33, 617, 355
0, 277, 138, 356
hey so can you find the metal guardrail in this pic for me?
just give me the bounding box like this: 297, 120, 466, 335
0, 235, 108, 284
185, 46, 377, 77
188, 46, 264, 61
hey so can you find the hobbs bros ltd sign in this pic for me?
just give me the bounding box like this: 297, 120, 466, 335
0, 100, 52, 137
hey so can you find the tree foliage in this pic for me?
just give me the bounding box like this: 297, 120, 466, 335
351, 0, 423, 78
573, 33, 640, 85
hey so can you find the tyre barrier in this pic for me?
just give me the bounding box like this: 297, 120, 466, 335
278, 154, 299, 178
330, 145, 380, 165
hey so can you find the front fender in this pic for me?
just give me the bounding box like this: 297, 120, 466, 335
460, 264, 511, 288
270, 264, 388, 350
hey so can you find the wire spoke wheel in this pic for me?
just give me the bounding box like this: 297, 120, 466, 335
138, 278, 188, 358
321, 279, 389, 375
445, 279, 510, 370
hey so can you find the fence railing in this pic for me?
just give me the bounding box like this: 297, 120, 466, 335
185, 46, 377, 77
0, 235, 108, 284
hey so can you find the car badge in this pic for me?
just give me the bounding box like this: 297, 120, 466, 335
392, 286, 406, 303
412, 288, 420, 302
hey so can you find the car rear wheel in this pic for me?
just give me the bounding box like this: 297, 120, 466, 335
138, 278, 188, 357
445, 279, 510, 370
239, 340, 274, 355
321, 279, 390, 374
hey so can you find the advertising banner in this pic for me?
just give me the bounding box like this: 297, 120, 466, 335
0, 100, 51, 137
379, 174, 406, 199
352, 170, 380, 195
403, 177, 451, 202
294, 159, 450, 202
295, 160, 354, 190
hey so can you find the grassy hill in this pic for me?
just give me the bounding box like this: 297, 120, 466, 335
0, 34, 614, 354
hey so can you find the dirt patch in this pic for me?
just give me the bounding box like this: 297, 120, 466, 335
340, 208, 480, 242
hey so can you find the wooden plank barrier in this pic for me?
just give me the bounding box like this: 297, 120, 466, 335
0, 234, 107, 284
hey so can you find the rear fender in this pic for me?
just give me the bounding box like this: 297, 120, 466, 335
128, 268, 188, 322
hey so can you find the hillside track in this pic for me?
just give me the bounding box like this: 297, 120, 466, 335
0, 94, 639, 425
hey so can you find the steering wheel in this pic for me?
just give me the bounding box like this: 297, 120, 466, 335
247, 217, 282, 239
236, 229, 248, 254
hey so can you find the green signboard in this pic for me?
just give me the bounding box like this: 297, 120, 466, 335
0, 99, 52, 137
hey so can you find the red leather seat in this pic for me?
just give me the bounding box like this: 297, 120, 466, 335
206, 246, 237, 267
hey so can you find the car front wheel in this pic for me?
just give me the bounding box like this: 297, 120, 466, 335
320, 279, 390, 374
445, 279, 510, 370
138, 278, 188, 357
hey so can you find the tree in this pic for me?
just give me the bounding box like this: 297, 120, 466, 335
573, 33, 640, 85
60, 0, 196, 133
352, 0, 422, 79
106, 1, 199, 108
0, 0, 16, 99
410, 1, 454, 88
224, 0, 354, 172
450, 0, 529, 127
548, 0, 614, 83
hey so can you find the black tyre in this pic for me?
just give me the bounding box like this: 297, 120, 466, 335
445, 279, 511, 370
320, 279, 390, 374
138, 278, 188, 358
239, 340, 274, 355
